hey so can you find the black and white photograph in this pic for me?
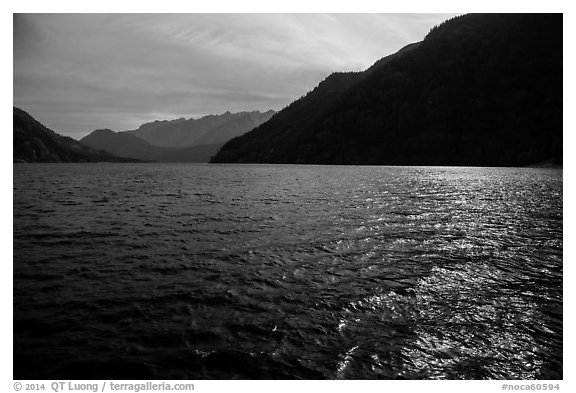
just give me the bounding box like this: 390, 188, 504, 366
11, 4, 566, 386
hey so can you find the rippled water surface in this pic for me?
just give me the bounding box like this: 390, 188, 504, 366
13, 164, 562, 379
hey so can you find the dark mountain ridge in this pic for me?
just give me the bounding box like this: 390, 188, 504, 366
211, 14, 562, 166
13, 107, 139, 163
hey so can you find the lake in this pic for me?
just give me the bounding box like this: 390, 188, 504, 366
13, 163, 562, 379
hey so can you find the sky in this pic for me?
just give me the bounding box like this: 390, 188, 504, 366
13, 13, 459, 139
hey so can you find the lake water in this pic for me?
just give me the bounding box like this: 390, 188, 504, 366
13, 164, 562, 379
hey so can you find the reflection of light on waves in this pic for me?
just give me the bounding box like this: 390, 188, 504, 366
335, 291, 418, 377
338, 291, 414, 332
336, 345, 359, 378
401, 262, 542, 379
335, 262, 542, 378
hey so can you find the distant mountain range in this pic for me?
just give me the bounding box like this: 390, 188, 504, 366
13, 107, 138, 163
80, 110, 276, 162
126, 110, 276, 147
211, 14, 562, 166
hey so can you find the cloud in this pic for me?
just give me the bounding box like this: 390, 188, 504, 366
13, 13, 458, 139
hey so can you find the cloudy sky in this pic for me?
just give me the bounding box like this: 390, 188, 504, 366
14, 13, 458, 139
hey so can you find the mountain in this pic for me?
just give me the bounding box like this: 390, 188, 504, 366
81, 110, 276, 162
13, 107, 138, 163
192, 110, 276, 146
130, 117, 187, 135
126, 112, 235, 147
127, 110, 276, 148
80, 129, 175, 161
211, 14, 562, 166
80, 128, 223, 162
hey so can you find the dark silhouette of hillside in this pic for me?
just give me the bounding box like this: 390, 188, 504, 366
13, 107, 139, 163
211, 14, 562, 166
